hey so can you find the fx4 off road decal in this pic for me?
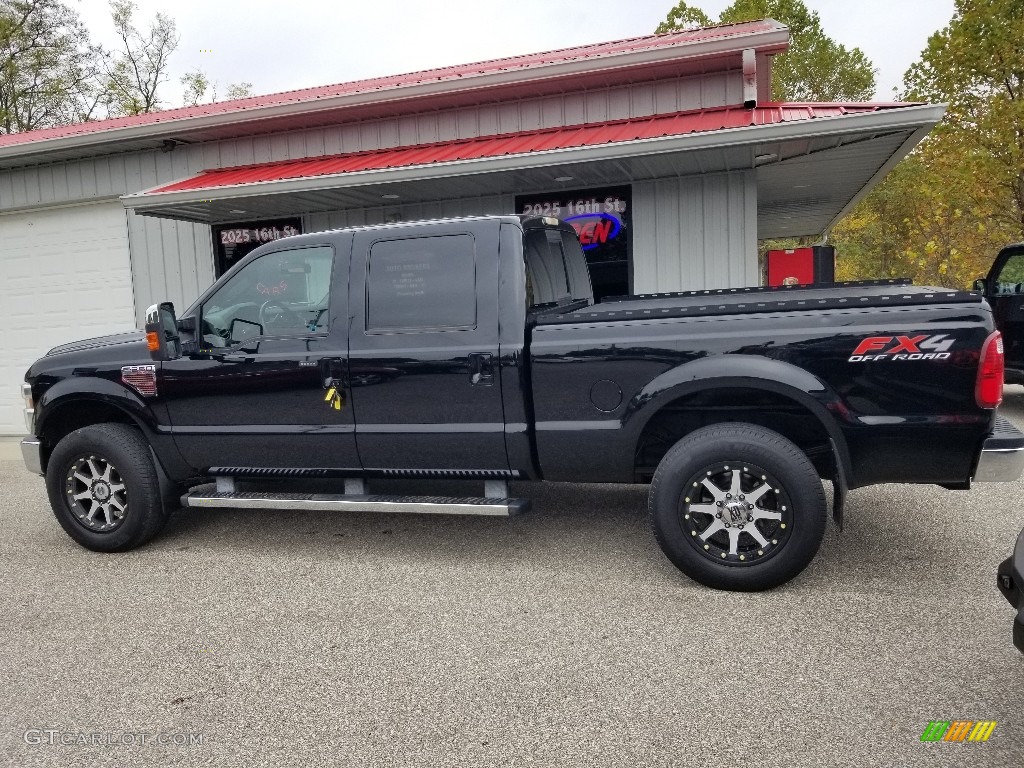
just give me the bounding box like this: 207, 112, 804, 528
848, 334, 954, 363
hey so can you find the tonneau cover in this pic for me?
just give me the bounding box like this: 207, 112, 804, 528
536, 279, 985, 325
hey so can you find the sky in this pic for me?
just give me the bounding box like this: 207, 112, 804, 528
71, 0, 956, 107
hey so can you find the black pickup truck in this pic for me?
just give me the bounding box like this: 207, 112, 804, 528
975, 242, 1024, 383
19, 215, 1024, 590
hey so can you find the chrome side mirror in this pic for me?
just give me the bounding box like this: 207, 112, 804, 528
145, 302, 182, 361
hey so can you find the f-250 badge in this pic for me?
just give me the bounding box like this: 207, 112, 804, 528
848, 334, 954, 362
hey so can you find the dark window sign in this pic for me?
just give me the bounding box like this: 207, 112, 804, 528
516, 186, 631, 301
212, 218, 303, 277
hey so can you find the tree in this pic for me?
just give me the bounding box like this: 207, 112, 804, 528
655, 3, 711, 31
181, 68, 253, 107
656, 0, 876, 101
0, 0, 107, 133
224, 81, 253, 101
103, 0, 179, 115
0, 0, 257, 131
832, 146, 1014, 288
904, 0, 1024, 236
834, 0, 1024, 287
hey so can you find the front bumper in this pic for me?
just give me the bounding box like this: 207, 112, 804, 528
21, 437, 42, 476
997, 527, 1024, 653
974, 416, 1024, 482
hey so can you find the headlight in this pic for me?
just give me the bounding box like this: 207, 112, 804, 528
22, 383, 34, 433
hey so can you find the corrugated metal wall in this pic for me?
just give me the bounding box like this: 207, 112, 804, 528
0, 70, 743, 210
127, 214, 216, 321
0, 69, 754, 321
632, 171, 758, 293
0, 150, 216, 324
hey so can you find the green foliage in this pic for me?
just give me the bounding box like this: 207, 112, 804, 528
224, 82, 253, 101
181, 68, 254, 106
1, 0, 255, 132
655, 3, 712, 32
656, 0, 876, 101
905, 0, 1024, 234
836, 0, 1024, 287
180, 68, 210, 108
0, 0, 107, 132
103, 0, 179, 115
832, 146, 1015, 288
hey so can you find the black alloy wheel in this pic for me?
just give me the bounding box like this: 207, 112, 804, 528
46, 423, 173, 552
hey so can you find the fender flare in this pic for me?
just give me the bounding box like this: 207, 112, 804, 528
34, 378, 192, 483
624, 354, 853, 483
36, 377, 157, 437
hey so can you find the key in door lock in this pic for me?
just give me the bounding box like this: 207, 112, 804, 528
323, 377, 345, 410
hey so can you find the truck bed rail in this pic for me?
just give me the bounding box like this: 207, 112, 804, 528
537, 287, 983, 326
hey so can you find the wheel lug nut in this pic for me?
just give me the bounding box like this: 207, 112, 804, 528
748, 504, 754, 510
738, 524, 744, 529
724, 523, 731, 528
726, 494, 732, 499
716, 501, 723, 507
747, 515, 753, 522
716, 512, 722, 518
739, 495, 745, 501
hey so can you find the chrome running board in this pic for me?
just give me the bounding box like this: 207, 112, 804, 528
181, 491, 529, 517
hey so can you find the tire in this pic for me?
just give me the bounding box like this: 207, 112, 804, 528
45, 424, 172, 552
648, 422, 827, 591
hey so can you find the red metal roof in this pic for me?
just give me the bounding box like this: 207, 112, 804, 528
0, 20, 784, 150
145, 103, 918, 195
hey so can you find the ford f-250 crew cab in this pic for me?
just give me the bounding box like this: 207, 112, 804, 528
19, 215, 1024, 590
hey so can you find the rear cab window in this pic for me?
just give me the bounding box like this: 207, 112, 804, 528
524, 228, 593, 309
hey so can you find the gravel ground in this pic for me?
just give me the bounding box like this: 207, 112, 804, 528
2, 394, 1024, 767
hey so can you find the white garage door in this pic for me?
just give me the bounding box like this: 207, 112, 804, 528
0, 202, 136, 434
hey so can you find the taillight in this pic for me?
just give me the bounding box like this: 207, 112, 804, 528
976, 331, 1004, 409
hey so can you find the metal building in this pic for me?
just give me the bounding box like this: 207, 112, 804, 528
0, 20, 943, 434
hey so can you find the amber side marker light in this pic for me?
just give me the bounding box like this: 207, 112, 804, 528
976, 331, 1004, 409
146, 331, 161, 352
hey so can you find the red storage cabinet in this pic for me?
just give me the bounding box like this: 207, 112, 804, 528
766, 246, 835, 287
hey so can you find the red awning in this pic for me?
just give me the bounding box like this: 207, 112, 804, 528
148, 103, 914, 195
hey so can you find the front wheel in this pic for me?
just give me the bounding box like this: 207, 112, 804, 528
45, 424, 172, 552
648, 423, 827, 591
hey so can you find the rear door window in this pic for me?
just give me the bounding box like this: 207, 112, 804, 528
366, 234, 477, 332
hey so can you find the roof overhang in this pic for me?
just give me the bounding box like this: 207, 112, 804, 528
0, 22, 789, 169
122, 103, 946, 239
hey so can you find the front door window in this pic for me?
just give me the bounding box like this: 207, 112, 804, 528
201, 246, 334, 349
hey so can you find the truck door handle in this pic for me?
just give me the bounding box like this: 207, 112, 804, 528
468, 353, 494, 386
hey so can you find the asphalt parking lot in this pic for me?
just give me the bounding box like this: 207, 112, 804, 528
2, 397, 1023, 768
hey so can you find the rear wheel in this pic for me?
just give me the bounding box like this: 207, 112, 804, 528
45, 424, 171, 551
648, 422, 827, 591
